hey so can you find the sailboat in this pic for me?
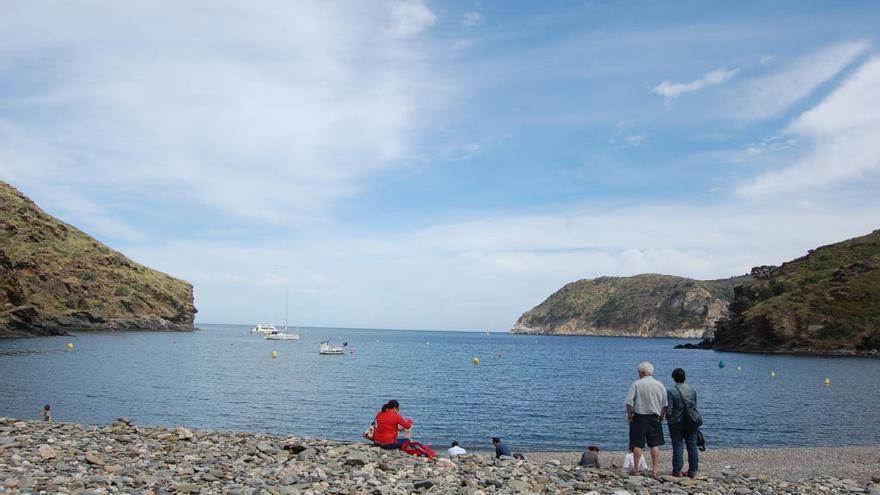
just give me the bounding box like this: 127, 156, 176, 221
265, 290, 301, 341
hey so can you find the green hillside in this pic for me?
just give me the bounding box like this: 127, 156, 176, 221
512, 274, 749, 338
710, 230, 880, 355
0, 181, 196, 337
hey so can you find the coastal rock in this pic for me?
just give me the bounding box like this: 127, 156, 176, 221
85, 453, 105, 465
512, 274, 748, 339
0, 180, 196, 338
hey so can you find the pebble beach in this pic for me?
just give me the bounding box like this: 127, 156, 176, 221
2, 418, 879, 495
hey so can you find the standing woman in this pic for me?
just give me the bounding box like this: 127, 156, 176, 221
667, 368, 700, 477
373, 400, 414, 450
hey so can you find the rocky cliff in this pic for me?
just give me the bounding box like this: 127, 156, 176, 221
695, 230, 880, 356
0, 181, 196, 338
512, 274, 748, 338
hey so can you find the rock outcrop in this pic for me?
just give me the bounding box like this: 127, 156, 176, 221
0, 181, 196, 338
512, 274, 748, 339
691, 229, 880, 356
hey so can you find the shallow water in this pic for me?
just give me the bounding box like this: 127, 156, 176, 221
1, 324, 877, 452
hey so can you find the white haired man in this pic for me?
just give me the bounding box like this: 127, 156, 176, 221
625, 361, 667, 477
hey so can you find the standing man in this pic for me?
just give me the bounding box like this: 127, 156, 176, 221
625, 361, 667, 477
667, 368, 700, 478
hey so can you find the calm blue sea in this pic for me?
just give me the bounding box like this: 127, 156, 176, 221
1, 324, 878, 452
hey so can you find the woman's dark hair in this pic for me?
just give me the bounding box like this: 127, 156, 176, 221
451, 441, 459, 447
492, 437, 501, 444
44, 404, 51, 410
588, 445, 599, 452
672, 368, 686, 383
381, 400, 400, 412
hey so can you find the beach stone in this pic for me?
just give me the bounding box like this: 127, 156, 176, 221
175, 482, 202, 493
413, 479, 434, 489
867, 483, 880, 495
283, 443, 307, 454
256, 441, 275, 453
38, 444, 57, 460
344, 453, 367, 467
176, 427, 194, 440
85, 453, 105, 465
507, 479, 530, 492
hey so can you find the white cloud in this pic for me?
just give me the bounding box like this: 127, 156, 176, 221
652, 68, 740, 98
387, 0, 438, 38
731, 40, 869, 121
0, 1, 446, 232
728, 135, 797, 163
462, 11, 484, 27
737, 56, 880, 196
126, 195, 880, 331
624, 135, 646, 145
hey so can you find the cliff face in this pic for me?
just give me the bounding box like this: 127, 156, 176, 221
512, 274, 747, 338
706, 230, 880, 356
0, 181, 196, 338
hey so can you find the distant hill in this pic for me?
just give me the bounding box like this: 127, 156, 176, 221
0, 181, 196, 338
511, 274, 749, 338
696, 230, 880, 356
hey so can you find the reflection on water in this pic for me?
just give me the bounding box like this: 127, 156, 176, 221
1, 324, 878, 451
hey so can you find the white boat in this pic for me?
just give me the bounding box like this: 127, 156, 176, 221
265, 330, 300, 340
319, 341, 345, 355
251, 324, 277, 334
263, 290, 301, 341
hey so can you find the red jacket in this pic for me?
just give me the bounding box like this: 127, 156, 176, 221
373, 409, 414, 445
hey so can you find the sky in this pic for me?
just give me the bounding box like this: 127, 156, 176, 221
1, 0, 879, 331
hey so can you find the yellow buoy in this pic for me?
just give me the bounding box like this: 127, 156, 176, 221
770, 371, 776, 378
824, 377, 831, 386
66, 343, 74, 350
472, 357, 480, 365
271, 351, 278, 359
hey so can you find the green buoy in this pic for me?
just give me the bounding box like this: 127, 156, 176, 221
718, 360, 726, 368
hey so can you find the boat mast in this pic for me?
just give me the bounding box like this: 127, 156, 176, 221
284, 290, 289, 331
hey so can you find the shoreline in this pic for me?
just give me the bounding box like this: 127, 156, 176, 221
2, 418, 879, 494
523, 447, 880, 483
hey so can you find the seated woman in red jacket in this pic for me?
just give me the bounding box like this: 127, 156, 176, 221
373, 400, 414, 449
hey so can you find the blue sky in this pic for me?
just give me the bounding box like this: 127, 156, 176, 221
2, 1, 879, 330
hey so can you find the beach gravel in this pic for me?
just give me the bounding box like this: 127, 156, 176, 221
0, 417, 877, 494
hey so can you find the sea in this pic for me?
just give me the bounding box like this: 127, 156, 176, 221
1, 324, 878, 452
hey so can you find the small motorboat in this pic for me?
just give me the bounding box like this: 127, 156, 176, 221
265, 330, 300, 341
319, 341, 346, 355
251, 324, 277, 334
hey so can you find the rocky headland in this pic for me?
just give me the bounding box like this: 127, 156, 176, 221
1, 418, 878, 494
0, 181, 196, 338
512, 274, 748, 339
681, 230, 880, 357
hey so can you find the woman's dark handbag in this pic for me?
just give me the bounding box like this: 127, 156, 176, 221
363, 420, 376, 441
676, 384, 703, 428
